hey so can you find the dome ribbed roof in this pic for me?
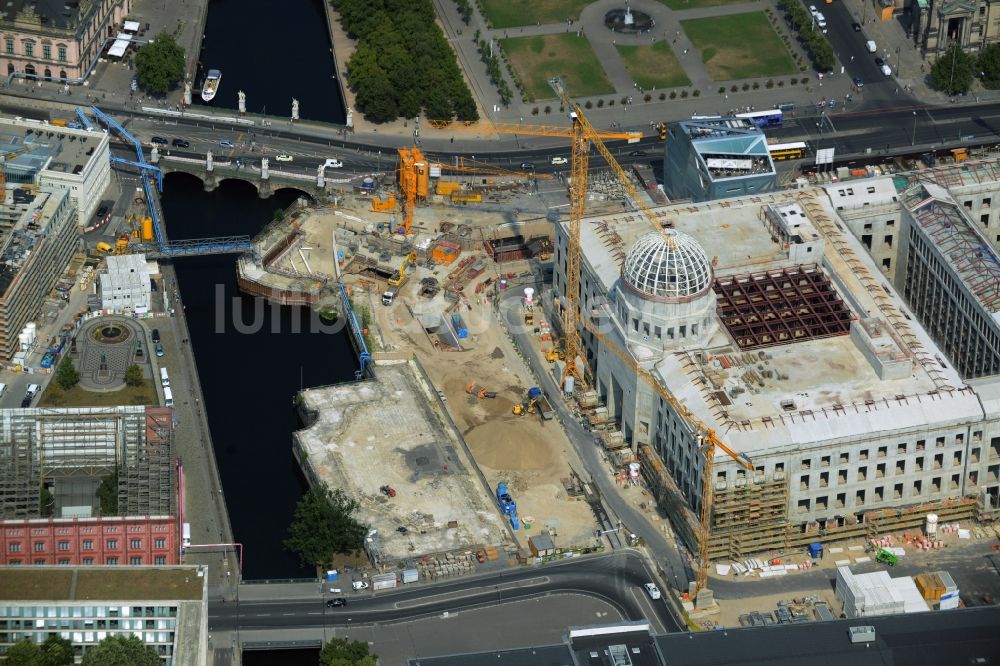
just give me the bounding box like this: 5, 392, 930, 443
621, 230, 712, 302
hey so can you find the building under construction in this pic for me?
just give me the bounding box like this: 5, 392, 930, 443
0, 406, 174, 520
554, 181, 1000, 561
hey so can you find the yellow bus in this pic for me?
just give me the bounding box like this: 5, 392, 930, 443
768, 141, 808, 161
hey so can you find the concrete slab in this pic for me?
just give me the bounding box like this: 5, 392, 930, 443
294, 360, 508, 563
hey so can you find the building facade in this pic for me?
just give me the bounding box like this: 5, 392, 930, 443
909, 0, 1000, 55
663, 117, 775, 202
0, 516, 178, 566
0, 565, 208, 665
99, 253, 152, 313
552, 186, 1000, 560
0, 0, 132, 82
0, 187, 78, 359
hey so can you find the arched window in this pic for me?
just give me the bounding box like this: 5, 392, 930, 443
6, 63, 13, 76
24, 64, 35, 75
43, 68, 51, 80
59, 70, 67, 81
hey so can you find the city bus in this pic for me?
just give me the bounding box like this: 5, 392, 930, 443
768, 141, 808, 161
736, 109, 784, 127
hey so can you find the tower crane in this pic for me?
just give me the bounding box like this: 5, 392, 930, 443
437, 84, 748, 590
545, 78, 755, 592
430, 115, 640, 386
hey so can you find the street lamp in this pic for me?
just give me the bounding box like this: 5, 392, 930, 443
911, 111, 918, 146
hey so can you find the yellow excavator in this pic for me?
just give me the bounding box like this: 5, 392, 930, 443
388, 250, 417, 288
512, 398, 537, 416
545, 338, 565, 363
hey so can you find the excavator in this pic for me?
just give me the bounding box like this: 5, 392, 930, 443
387, 251, 417, 288
545, 338, 565, 363
512, 398, 537, 416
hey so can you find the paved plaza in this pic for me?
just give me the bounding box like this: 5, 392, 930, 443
75, 317, 151, 391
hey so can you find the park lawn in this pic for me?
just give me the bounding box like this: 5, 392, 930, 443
657, 0, 753, 9
482, 0, 592, 29
616, 42, 691, 90
681, 12, 796, 81
502, 33, 614, 100
40, 378, 158, 408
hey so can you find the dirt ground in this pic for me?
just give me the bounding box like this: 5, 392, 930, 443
365, 227, 598, 551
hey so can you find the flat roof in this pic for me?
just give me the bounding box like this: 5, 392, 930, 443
0, 117, 106, 179
406, 606, 1000, 666
0, 566, 204, 602
573, 189, 971, 453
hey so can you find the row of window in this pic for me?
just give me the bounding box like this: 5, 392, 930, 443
7, 538, 168, 553
6, 556, 168, 565
796, 474, 967, 513
3, 39, 67, 61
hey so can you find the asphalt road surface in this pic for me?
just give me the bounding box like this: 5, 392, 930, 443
211, 551, 682, 634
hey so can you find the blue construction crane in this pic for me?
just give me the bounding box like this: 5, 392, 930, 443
109, 155, 163, 192
339, 281, 371, 374
74, 108, 94, 131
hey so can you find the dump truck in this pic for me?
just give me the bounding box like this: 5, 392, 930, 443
528, 387, 555, 420
496, 482, 519, 530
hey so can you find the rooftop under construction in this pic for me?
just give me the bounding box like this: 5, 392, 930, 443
0, 406, 175, 520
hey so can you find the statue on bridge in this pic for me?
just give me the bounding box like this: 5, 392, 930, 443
183, 81, 192, 107
238, 90, 246, 116
291, 98, 299, 122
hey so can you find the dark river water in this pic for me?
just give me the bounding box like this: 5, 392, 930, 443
194, 0, 346, 124
160, 173, 358, 579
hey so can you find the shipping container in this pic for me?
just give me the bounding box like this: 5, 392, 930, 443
372, 573, 398, 591
402, 568, 419, 584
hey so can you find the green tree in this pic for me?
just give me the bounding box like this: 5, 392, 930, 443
319, 638, 376, 666
931, 44, 974, 95
284, 485, 367, 570
124, 364, 144, 387
135, 32, 186, 95
80, 635, 159, 666
55, 357, 80, 390
978, 43, 1000, 88
41, 635, 74, 666
96, 471, 119, 516
5, 639, 43, 666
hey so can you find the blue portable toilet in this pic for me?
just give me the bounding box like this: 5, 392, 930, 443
808, 542, 823, 559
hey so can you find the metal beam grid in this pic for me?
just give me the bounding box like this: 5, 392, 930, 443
912, 200, 1000, 314
713, 264, 854, 350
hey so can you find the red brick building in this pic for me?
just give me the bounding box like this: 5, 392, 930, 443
0, 516, 179, 566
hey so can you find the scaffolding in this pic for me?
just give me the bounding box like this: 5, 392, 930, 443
0, 406, 174, 520
713, 264, 853, 350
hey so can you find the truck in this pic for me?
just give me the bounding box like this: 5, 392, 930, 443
382, 286, 398, 306
528, 387, 555, 420
496, 482, 519, 530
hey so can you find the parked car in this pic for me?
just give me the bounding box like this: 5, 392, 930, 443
171, 138, 190, 148
352, 581, 370, 591
851, 21, 862, 31
20, 396, 32, 408
219, 139, 235, 149
874, 57, 885, 67
155, 343, 164, 358
150, 136, 168, 146
519, 162, 535, 170
853, 77, 865, 89
644, 583, 661, 600
880, 64, 892, 77
151, 328, 161, 343
275, 154, 294, 162
550, 156, 568, 165
326, 598, 347, 607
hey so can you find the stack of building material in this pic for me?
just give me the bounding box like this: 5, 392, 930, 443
889, 576, 930, 613
935, 571, 960, 609
836, 566, 904, 618
914, 573, 945, 602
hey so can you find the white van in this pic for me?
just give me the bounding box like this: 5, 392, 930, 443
159, 367, 170, 387
880, 63, 892, 77
866, 40, 877, 53
163, 387, 173, 407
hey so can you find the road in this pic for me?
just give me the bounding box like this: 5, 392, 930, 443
494, 290, 696, 595
210, 550, 682, 634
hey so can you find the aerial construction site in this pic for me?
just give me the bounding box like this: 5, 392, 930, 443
236, 87, 1000, 615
